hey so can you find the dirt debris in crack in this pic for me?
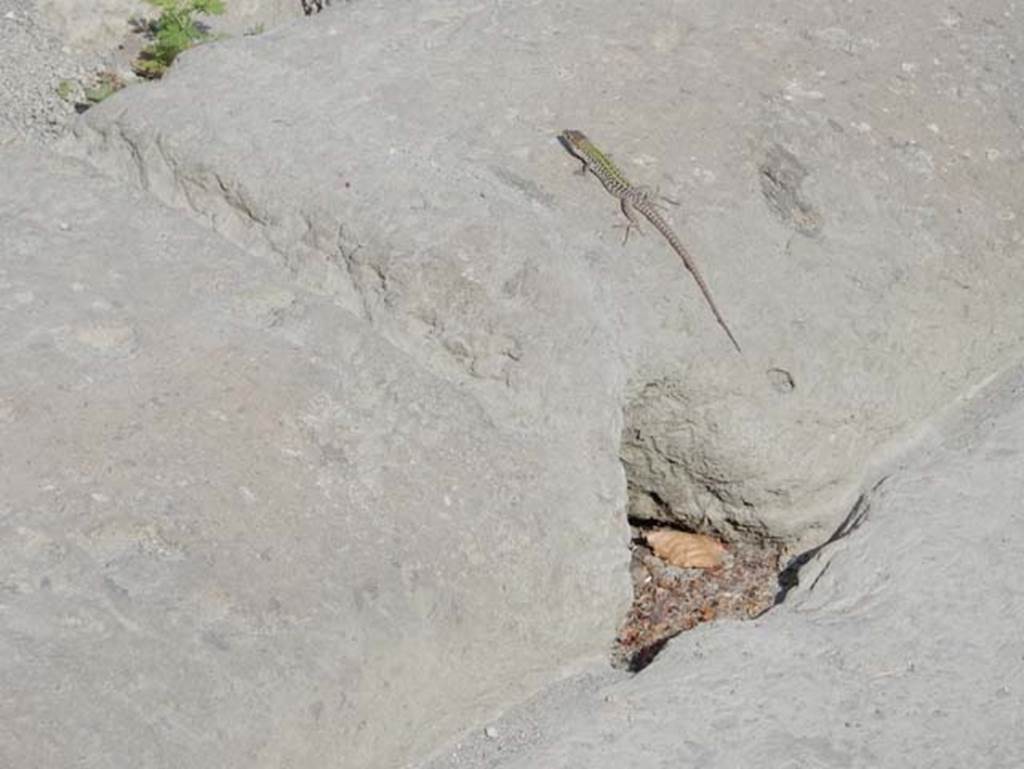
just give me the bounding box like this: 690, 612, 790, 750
614, 523, 783, 672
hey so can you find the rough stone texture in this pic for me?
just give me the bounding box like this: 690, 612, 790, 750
5, 0, 1024, 766
64, 0, 1024, 549
0, 0, 111, 145
0, 0, 324, 146
423, 361, 1024, 769
37, 0, 147, 54
0, 148, 630, 769
37, 0, 306, 54
175, 0, 313, 39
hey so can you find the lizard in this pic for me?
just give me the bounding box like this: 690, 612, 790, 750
558, 129, 742, 353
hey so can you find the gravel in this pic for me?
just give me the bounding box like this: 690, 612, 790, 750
0, 0, 123, 145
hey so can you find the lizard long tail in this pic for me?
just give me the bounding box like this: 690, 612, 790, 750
639, 205, 742, 353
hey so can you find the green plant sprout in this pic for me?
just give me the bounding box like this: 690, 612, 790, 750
84, 71, 126, 104
134, 0, 226, 79
56, 79, 76, 101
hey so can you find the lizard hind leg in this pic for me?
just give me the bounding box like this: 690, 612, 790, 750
616, 197, 645, 245
634, 184, 680, 211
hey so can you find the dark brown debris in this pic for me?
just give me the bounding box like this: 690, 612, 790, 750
614, 527, 783, 671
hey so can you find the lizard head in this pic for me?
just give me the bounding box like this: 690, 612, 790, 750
559, 129, 589, 151
560, 129, 587, 143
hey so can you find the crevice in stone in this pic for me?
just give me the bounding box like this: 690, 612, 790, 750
615, 382, 805, 672
773, 475, 885, 604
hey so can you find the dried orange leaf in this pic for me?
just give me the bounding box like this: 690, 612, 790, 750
645, 529, 726, 570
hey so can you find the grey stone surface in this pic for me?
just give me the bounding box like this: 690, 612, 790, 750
38, 0, 147, 53
63, 0, 1024, 549
423, 361, 1024, 769
0, 0, 320, 146
37, 0, 306, 53
5, 0, 1024, 766
0, 0, 110, 145
0, 148, 630, 769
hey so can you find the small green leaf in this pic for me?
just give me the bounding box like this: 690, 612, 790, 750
56, 80, 76, 101
134, 0, 226, 79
